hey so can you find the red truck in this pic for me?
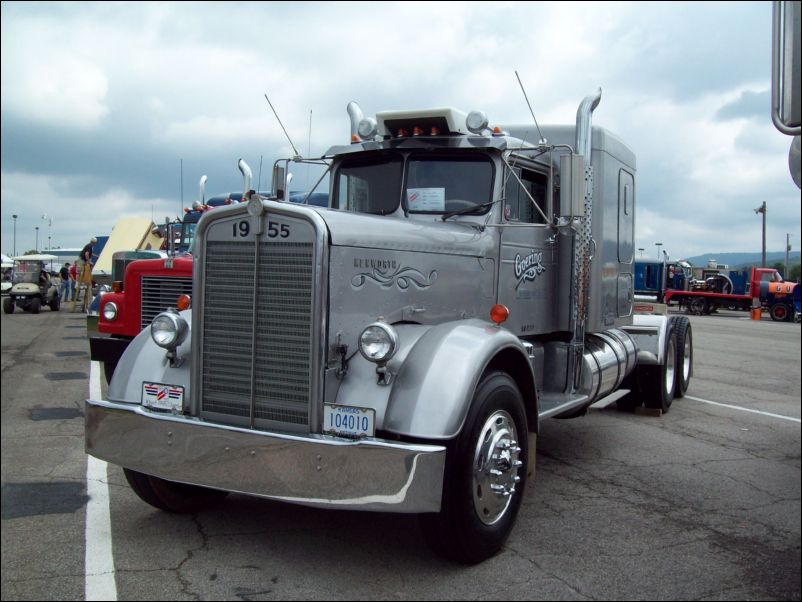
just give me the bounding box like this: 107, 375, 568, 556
664, 267, 797, 321
89, 175, 224, 382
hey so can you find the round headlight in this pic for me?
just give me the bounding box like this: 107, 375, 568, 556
102, 301, 118, 322
359, 322, 398, 363
150, 310, 189, 349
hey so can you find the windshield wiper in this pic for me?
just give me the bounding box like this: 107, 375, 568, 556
441, 201, 495, 221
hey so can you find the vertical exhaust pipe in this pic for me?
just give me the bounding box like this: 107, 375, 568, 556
347, 101, 364, 143
238, 159, 253, 195
569, 88, 602, 392
198, 175, 207, 204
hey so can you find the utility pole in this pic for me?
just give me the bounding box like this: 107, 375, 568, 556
785, 233, 791, 279
12, 214, 18, 256
754, 202, 767, 267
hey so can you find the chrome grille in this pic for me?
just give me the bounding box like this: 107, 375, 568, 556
140, 276, 193, 330
200, 240, 314, 430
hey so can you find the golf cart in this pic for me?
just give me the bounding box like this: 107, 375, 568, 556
3, 254, 61, 314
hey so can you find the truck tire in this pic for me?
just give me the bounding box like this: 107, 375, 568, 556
420, 371, 528, 564
123, 468, 229, 513
671, 316, 692, 398
642, 323, 677, 412
30, 298, 41, 314
688, 297, 707, 316
3, 297, 13, 314
769, 303, 791, 322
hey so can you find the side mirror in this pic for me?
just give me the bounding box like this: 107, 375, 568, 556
559, 154, 585, 218
272, 165, 286, 200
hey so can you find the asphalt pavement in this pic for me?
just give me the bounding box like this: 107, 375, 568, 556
1, 308, 800, 600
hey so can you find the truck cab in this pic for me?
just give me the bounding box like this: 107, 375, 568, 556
86, 93, 691, 564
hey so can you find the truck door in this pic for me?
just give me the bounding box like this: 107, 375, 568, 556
497, 160, 559, 336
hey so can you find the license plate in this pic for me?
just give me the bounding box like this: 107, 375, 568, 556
323, 404, 375, 438
142, 382, 184, 412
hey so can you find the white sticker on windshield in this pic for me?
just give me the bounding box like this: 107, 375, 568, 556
407, 188, 445, 212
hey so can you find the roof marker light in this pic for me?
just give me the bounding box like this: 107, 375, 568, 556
412, 126, 424, 137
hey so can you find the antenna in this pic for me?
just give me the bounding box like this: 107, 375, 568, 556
264, 93, 301, 159
514, 71, 547, 145
306, 109, 312, 189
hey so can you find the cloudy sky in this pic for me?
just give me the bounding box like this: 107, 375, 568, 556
1, 1, 799, 262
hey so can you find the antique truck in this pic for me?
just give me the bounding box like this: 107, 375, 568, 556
89, 177, 235, 383
86, 91, 693, 563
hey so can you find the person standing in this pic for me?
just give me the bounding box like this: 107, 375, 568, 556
59, 262, 71, 301
77, 237, 97, 281
68, 263, 77, 300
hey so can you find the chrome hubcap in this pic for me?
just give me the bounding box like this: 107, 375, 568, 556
472, 410, 522, 525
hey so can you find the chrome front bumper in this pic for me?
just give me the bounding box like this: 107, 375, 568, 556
85, 399, 446, 513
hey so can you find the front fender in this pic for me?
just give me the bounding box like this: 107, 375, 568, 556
107, 310, 192, 404
384, 319, 532, 440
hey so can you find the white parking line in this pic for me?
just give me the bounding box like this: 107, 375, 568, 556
85, 361, 118, 601
686, 395, 801, 423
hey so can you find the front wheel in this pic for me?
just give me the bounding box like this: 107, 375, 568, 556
769, 303, 791, 322
421, 371, 528, 564
123, 468, 229, 513
3, 297, 13, 314
30, 298, 41, 314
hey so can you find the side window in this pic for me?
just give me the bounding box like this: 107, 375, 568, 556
504, 167, 547, 224
334, 154, 403, 215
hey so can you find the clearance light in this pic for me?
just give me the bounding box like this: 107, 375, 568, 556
492, 126, 504, 135
412, 126, 424, 137
176, 294, 191, 311
430, 126, 441, 136
396, 128, 409, 138
351, 133, 361, 143
490, 304, 510, 325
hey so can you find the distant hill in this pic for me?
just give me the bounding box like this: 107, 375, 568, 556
682, 252, 801, 268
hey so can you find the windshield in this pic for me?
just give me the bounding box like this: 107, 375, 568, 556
406, 155, 493, 214
13, 261, 43, 284
180, 223, 196, 252
333, 152, 494, 216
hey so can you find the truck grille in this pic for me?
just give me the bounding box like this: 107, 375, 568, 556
140, 276, 193, 330
200, 240, 314, 430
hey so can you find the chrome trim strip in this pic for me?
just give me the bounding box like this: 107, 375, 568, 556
86, 398, 445, 513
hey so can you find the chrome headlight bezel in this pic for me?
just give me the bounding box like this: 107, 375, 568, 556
101, 301, 118, 322
358, 321, 399, 363
150, 309, 189, 350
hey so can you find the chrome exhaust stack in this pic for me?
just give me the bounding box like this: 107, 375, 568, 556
568, 88, 602, 392
347, 101, 365, 143
238, 158, 253, 194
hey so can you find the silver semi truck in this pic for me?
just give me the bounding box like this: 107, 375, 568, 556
86, 90, 693, 564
